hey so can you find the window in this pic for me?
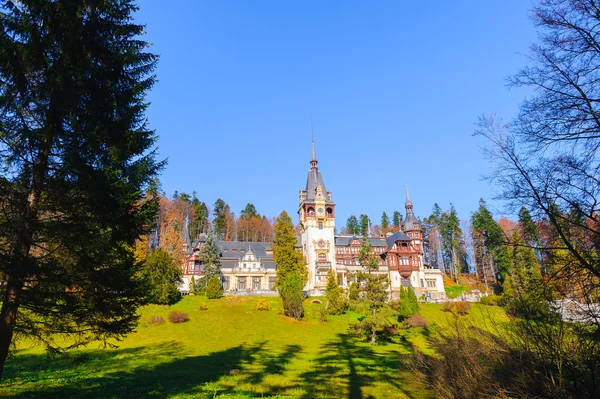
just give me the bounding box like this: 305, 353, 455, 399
238, 277, 246, 290
426, 279, 436, 288
401, 277, 410, 287
269, 277, 276, 290
252, 277, 261, 290
318, 253, 327, 262
307, 207, 315, 216
420, 279, 424, 288
223, 276, 230, 290
243, 263, 247, 269
318, 222, 323, 230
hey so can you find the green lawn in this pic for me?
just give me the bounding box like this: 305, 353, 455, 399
0, 297, 505, 398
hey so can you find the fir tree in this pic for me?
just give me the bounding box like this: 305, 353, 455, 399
381, 212, 390, 232
273, 211, 306, 319
392, 211, 402, 231
0, 0, 160, 377
359, 214, 370, 237
346, 215, 360, 235
206, 275, 223, 299
140, 249, 182, 305
213, 198, 228, 239
350, 235, 396, 345
325, 269, 347, 315
199, 229, 222, 295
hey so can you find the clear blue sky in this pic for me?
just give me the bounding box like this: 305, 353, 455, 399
136, 0, 537, 226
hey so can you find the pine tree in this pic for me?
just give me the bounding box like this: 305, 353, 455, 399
199, 229, 222, 295
346, 215, 360, 235
350, 235, 396, 345
392, 211, 403, 231
273, 211, 306, 319
325, 269, 347, 315
359, 214, 370, 237
381, 212, 390, 232
140, 249, 182, 305
213, 198, 228, 239
206, 276, 223, 299
0, 0, 160, 377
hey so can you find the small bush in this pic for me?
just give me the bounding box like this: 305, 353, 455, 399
441, 301, 471, 316
455, 301, 471, 315
480, 294, 500, 306
150, 315, 165, 325
408, 314, 428, 328
198, 302, 208, 311
319, 306, 328, 322
327, 288, 348, 315
441, 302, 455, 312
256, 299, 271, 311
206, 275, 223, 299
168, 311, 189, 323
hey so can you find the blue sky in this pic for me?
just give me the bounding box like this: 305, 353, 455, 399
136, 1, 538, 226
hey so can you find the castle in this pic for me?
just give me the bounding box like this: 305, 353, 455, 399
181, 142, 445, 299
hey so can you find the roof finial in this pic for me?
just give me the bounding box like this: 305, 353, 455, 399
311, 119, 316, 161
405, 183, 412, 205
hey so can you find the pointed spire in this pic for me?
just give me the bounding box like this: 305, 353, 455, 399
310, 125, 318, 169
405, 183, 412, 206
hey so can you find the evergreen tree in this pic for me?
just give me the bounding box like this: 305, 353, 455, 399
189, 194, 209, 238
381, 211, 390, 232
213, 198, 228, 239
0, 0, 160, 377
508, 231, 542, 298
325, 269, 347, 315
273, 211, 307, 319
392, 211, 403, 231
140, 249, 182, 305
397, 287, 419, 320
199, 229, 222, 295
346, 215, 360, 235
350, 236, 396, 345
359, 214, 370, 237
439, 204, 463, 281
240, 203, 259, 220
206, 275, 223, 299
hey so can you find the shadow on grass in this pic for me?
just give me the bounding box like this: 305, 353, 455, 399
1, 341, 266, 398
2, 334, 428, 398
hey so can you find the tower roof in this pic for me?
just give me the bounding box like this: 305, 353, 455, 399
304, 138, 332, 203
403, 184, 420, 231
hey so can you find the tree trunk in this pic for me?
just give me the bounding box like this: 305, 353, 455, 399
0, 278, 24, 379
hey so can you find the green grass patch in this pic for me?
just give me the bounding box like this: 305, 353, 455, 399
0, 297, 506, 398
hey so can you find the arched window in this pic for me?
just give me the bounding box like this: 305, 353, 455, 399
307, 207, 315, 216
326, 207, 333, 217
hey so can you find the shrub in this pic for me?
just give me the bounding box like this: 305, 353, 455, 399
441, 301, 471, 316
256, 299, 271, 311
150, 315, 165, 325
480, 294, 500, 306
198, 302, 208, 311
441, 302, 455, 312
319, 306, 328, 322
327, 288, 348, 315
408, 314, 428, 328
455, 301, 471, 315
397, 287, 419, 320
279, 271, 305, 320
206, 275, 223, 299
349, 282, 360, 301
168, 311, 189, 324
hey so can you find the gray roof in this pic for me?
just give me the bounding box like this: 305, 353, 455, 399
385, 231, 412, 250
218, 241, 273, 260
334, 235, 388, 247
403, 211, 419, 231
305, 168, 330, 202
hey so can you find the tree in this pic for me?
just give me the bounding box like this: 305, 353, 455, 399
213, 198, 228, 239
381, 212, 390, 232
397, 287, 419, 321
240, 203, 258, 220
206, 275, 223, 299
189, 194, 209, 239
140, 249, 182, 305
272, 211, 307, 319
350, 235, 395, 345
346, 215, 360, 235
199, 229, 221, 295
476, 1, 600, 394
359, 214, 370, 237
0, 0, 160, 378
325, 269, 347, 315
392, 211, 403, 232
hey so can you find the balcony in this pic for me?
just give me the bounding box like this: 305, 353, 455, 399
316, 261, 332, 271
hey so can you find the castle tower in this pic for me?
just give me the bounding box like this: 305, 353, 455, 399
299, 139, 336, 291
402, 184, 424, 256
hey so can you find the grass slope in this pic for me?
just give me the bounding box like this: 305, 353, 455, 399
0, 297, 505, 398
